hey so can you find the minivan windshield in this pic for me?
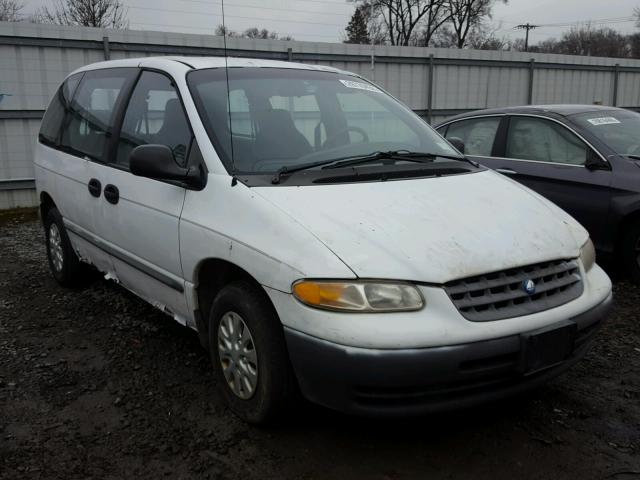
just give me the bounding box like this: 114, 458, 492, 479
572, 110, 640, 156
187, 68, 463, 175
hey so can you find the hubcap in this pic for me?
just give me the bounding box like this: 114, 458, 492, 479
217, 312, 258, 400
48, 224, 64, 272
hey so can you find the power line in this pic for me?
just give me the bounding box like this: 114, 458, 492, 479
126, 1, 352, 18
180, 0, 353, 7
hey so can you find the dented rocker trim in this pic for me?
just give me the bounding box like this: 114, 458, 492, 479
63, 219, 185, 293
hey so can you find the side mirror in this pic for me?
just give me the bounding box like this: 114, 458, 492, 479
448, 137, 465, 154
585, 150, 611, 171
130, 144, 205, 189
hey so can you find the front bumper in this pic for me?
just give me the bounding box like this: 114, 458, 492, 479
284, 292, 612, 416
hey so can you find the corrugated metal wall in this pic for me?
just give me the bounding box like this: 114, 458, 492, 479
3, 21, 640, 209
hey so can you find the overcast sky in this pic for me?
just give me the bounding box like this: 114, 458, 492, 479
21, 0, 640, 44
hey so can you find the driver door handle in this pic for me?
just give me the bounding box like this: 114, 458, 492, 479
496, 168, 517, 175
88, 178, 101, 197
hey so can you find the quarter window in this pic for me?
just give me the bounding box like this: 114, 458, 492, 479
506, 117, 587, 165
115, 71, 192, 167
60, 68, 134, 161
445, 117, 501, 157
39, 73, 83, 146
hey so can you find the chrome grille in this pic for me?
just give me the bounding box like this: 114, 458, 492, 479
445, 259, 583, 322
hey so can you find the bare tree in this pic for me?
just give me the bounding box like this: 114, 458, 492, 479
352, 0, 448, 46
467, 23, 509, 50
0, 0, 23, 21
215, 25, 293, 41
444, 0, 505, 48
35, 0, 128, 28
556, 25, 629, 57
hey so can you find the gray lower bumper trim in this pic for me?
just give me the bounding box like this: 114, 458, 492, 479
284, 293, 612, 416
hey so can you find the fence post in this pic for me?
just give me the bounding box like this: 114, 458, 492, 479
612, 63, 620, 107
427, 54, 434, 124
527, 58, 535, 105
287, 47, 293, 62
102, 35, 110, 61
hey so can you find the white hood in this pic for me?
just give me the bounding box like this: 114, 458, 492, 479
254, 170, 588, 284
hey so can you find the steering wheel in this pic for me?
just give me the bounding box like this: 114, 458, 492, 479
322, 126, 369, 149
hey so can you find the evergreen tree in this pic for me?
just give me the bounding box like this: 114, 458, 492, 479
344, 7, 370, 44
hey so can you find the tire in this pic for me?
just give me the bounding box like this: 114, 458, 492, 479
208, 280, 296, 424
622, 222, 640, 284
43, 207, 87, 287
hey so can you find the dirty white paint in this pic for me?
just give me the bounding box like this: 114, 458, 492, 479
35, 57, 612, 352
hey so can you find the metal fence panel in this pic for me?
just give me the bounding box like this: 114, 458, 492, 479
3, 21, 640, 208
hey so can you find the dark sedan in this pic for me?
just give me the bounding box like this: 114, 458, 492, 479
435, 105, 640, 282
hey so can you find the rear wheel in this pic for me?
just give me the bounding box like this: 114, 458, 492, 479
44, 208, 87, 287
622, 222, 640, 283
208, 281, 296, 424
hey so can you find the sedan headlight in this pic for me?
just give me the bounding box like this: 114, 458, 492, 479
292, 280, 424, 312
580, 238, 596, 272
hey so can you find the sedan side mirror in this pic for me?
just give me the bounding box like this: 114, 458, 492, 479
585, 150, 611, 171
448, 137, 465, 154
130, 144, 205, 189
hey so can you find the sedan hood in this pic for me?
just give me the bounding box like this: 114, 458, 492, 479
253, 170, 587, 284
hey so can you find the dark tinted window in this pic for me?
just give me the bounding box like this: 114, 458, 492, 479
506, 117, 587, 165
39, 73, 83, 146
60, 68, 135, 161
115, 71, 192, 168
445, 117, 501, 157
571, 110, 640, 156
188, 68, 460, 174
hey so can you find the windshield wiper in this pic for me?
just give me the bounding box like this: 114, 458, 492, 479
626, 154, 640, 161
270, 150, 474, 184
322, 150, 470, 170
270, 151, 433, 184
271, 157, 348, 184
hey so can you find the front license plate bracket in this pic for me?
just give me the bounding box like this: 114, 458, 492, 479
519, 320, 577, 376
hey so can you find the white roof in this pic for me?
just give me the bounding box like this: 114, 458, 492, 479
71, 55, 351, 76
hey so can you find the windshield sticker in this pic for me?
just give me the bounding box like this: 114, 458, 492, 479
339, 79, 381, 93
587, 117, 621, 126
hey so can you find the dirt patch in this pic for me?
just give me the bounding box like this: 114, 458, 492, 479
1, 219, 639, 479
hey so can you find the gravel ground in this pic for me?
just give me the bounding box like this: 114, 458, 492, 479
1, 211, 639, 480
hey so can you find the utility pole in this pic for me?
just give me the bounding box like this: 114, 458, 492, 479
515, 23, 539, 52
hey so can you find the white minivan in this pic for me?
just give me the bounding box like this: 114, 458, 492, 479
35, 57, 613, 423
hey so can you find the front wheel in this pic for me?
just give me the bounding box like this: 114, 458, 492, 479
208, 281, 296, 424
622, 222, 640, 283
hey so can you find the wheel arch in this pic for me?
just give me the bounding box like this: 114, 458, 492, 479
39, 191, 57, 221
615, 209, 640, 254
193, 257, 279, 350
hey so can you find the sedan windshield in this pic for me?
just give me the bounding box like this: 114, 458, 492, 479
572, 110, 640, 156
187, 67, 462, 175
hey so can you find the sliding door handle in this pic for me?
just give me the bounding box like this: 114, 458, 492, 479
103, 184, 119, 205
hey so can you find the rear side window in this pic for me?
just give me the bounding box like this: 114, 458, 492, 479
39, 73, 83, 146
115, 71, 192, 168
60, 68, 135, 162
506, 117, 587, 165
445, 117, 501, 157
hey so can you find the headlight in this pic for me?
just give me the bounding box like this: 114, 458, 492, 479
580, 238, 596, 272
292, 280, 424, 312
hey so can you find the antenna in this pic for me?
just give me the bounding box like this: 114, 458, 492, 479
221, 0, 236, 179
